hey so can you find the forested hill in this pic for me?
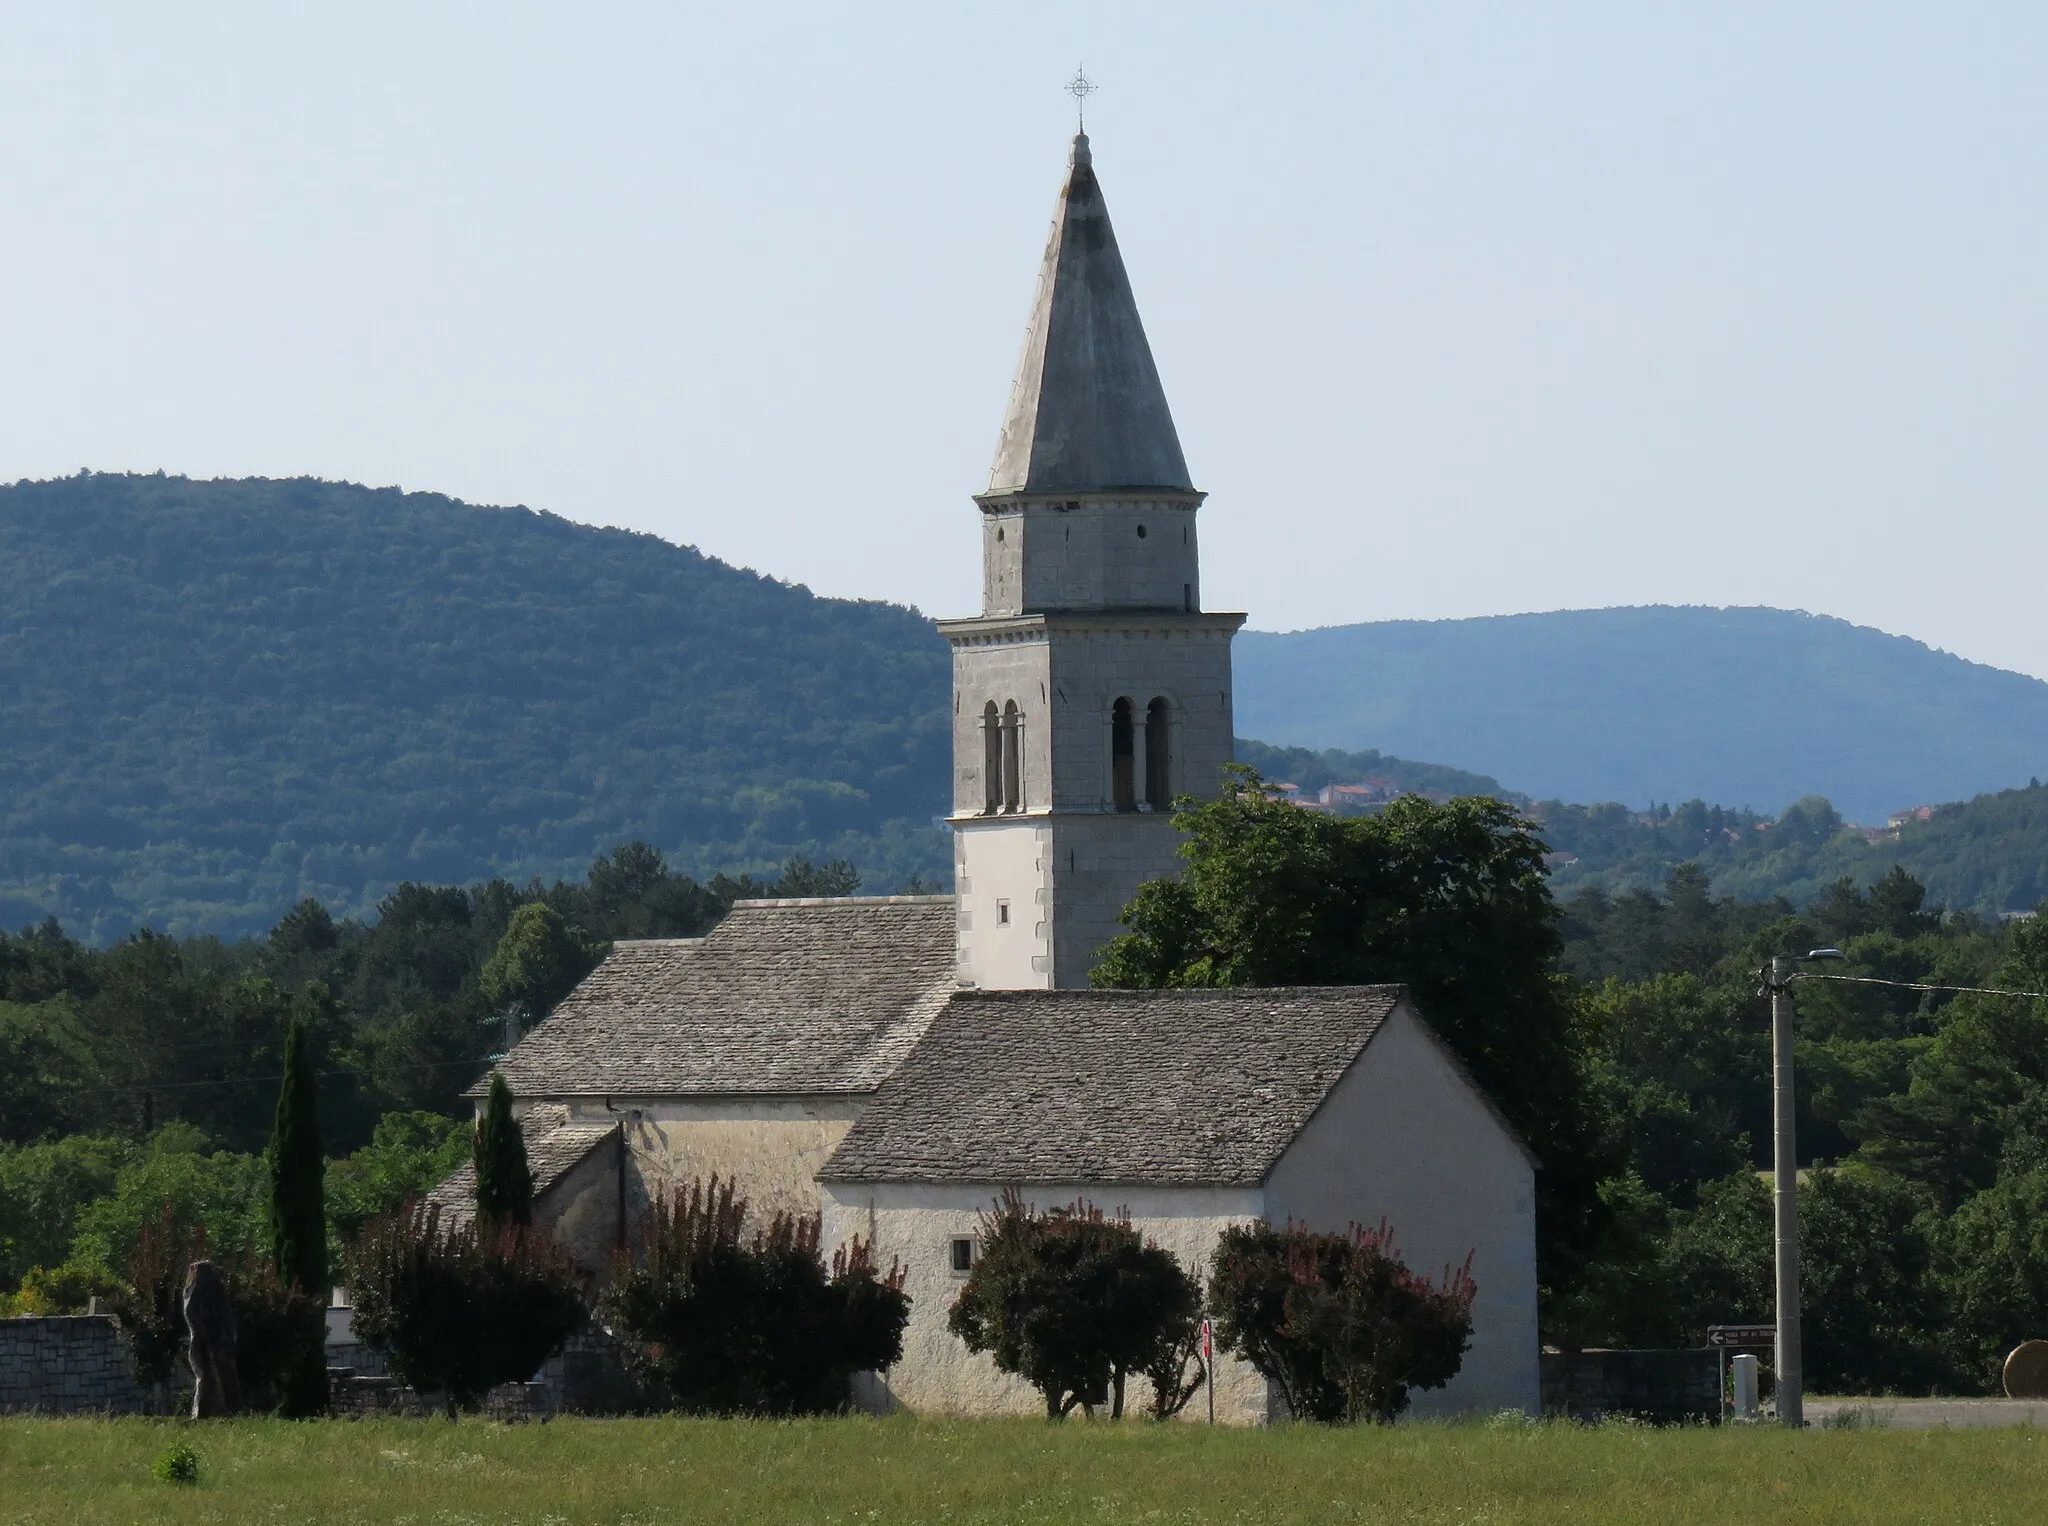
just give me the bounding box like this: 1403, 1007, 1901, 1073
1235, 607, 2048, 825
0, 473, 953, 940
7, 474, 2048, 939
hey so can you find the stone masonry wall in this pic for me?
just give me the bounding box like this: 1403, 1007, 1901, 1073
0, 1316, 149, 1415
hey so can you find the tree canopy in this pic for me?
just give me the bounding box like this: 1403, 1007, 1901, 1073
1094, 769, 1609, 1301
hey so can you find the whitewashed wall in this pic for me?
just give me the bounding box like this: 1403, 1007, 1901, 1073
1263, 1000, 1541, 1416
823, 1181, 1271, 1423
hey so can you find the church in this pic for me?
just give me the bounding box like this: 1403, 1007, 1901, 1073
453, 131, 1541, 1419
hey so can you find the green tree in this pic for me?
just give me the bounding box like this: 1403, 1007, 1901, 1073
1945, 1168, 2048, 1390
326, 1111, 471, 1248
478, 902, 594, 1045
266, 991, 330, 1416
1094, 769, 1609, 1313
0, 1133, 129, 1291
1586, 973, 1761, 1203
472, 1074, 532, 1227
1798, 1166, 1950, 1395
68, 1123, 265, 1272
269, 992, 328, 1298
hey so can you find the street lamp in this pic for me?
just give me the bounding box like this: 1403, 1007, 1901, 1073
1762, 946, 1843, 1428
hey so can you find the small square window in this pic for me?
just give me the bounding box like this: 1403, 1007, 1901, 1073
996, 899, 1011, 926
950, 1237, 976, 1274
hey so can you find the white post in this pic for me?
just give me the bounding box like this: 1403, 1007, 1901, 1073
1203, 1318, 1214, 1424
1732, 1353, 1760, 1421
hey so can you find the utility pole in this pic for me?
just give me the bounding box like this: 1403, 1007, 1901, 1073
1768, 953, 1803, 1428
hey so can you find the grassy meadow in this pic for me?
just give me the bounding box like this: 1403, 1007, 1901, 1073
2, 1415, 2045, 1526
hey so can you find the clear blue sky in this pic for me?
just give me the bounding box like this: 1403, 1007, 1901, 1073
6, 4, 2046, 676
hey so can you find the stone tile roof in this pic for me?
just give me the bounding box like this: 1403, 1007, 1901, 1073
821, 985, 1407, 1186
426, 1111, 617, 1224
477, 896, 958, 1100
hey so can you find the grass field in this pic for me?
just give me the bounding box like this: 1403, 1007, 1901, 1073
3, 1414, 2044, 1525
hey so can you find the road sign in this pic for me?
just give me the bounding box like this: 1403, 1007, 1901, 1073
1708, 1323, 1775, 1349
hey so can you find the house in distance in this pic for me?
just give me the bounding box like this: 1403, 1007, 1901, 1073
457, 130, 1541, 1419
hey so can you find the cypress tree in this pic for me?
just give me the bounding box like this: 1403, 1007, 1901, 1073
474, 1072, 533, 1227
270, 989, 329, 1296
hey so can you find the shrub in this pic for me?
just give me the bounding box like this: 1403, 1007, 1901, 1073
603, 1176, 909, 1415
104, 1201, 327, 1414
347, 1199, 584, 1414
0, 1257, 121, 1316
151, 1440, 199, 1485
111, 1201, 207, 1391
226, 1255, 327, 1417
947, 1191, 1205, 1420
1209, 1220, 1475, 1423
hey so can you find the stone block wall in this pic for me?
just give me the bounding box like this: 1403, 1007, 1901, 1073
1541, 1348, 1721, 1424
0, 1316, 149, 1415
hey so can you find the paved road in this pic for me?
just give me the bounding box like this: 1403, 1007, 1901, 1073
1807, 1398, 2048, 1429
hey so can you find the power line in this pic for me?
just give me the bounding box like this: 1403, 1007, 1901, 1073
1796, 972, 2048, 1000
33, 1056, 493, 1099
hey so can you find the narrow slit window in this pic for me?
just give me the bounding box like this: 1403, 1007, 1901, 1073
996, 899, 1011, 926
1111, 697, 1136, 812
1145, 698, 1171, 810
1001, 700, 1022, 812
982, 701, 1002, 815
950, 1237, 976, 1274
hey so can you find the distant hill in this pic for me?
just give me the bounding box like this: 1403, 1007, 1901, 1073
1535, 786, 2048, 917
1234, 608, 2048, 826
1231, 739, 1515, 803
0, 474, 953, 940
0, 474, 1487, 942
7, 476, 2046, 937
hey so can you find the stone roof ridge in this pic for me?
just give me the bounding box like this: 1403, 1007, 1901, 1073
951, 983, 1410, 1003
983, 132, 1194, 499
729, 894, 957, 909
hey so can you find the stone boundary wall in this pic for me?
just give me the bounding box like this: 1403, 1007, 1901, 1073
0, 1316, 151, 1415
1540, 1348, 1721, 1424
5, 1312, 643, 1420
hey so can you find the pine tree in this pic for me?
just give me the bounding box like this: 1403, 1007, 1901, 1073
270, 989, 329, 1297
473, 1072, 533, 1227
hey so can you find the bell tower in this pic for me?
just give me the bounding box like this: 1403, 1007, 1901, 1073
945, 133, 1244, 989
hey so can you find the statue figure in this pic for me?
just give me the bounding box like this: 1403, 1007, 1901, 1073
183, 1259, 240, 1418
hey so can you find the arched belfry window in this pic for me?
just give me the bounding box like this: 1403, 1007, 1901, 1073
981, 701, 1002, 815
1001, 701, 1023, 813
1145, 697, 1171, 810
1111, 697, 1136, 812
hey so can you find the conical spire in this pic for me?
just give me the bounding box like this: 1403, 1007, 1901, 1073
986, 134, 1193, 497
